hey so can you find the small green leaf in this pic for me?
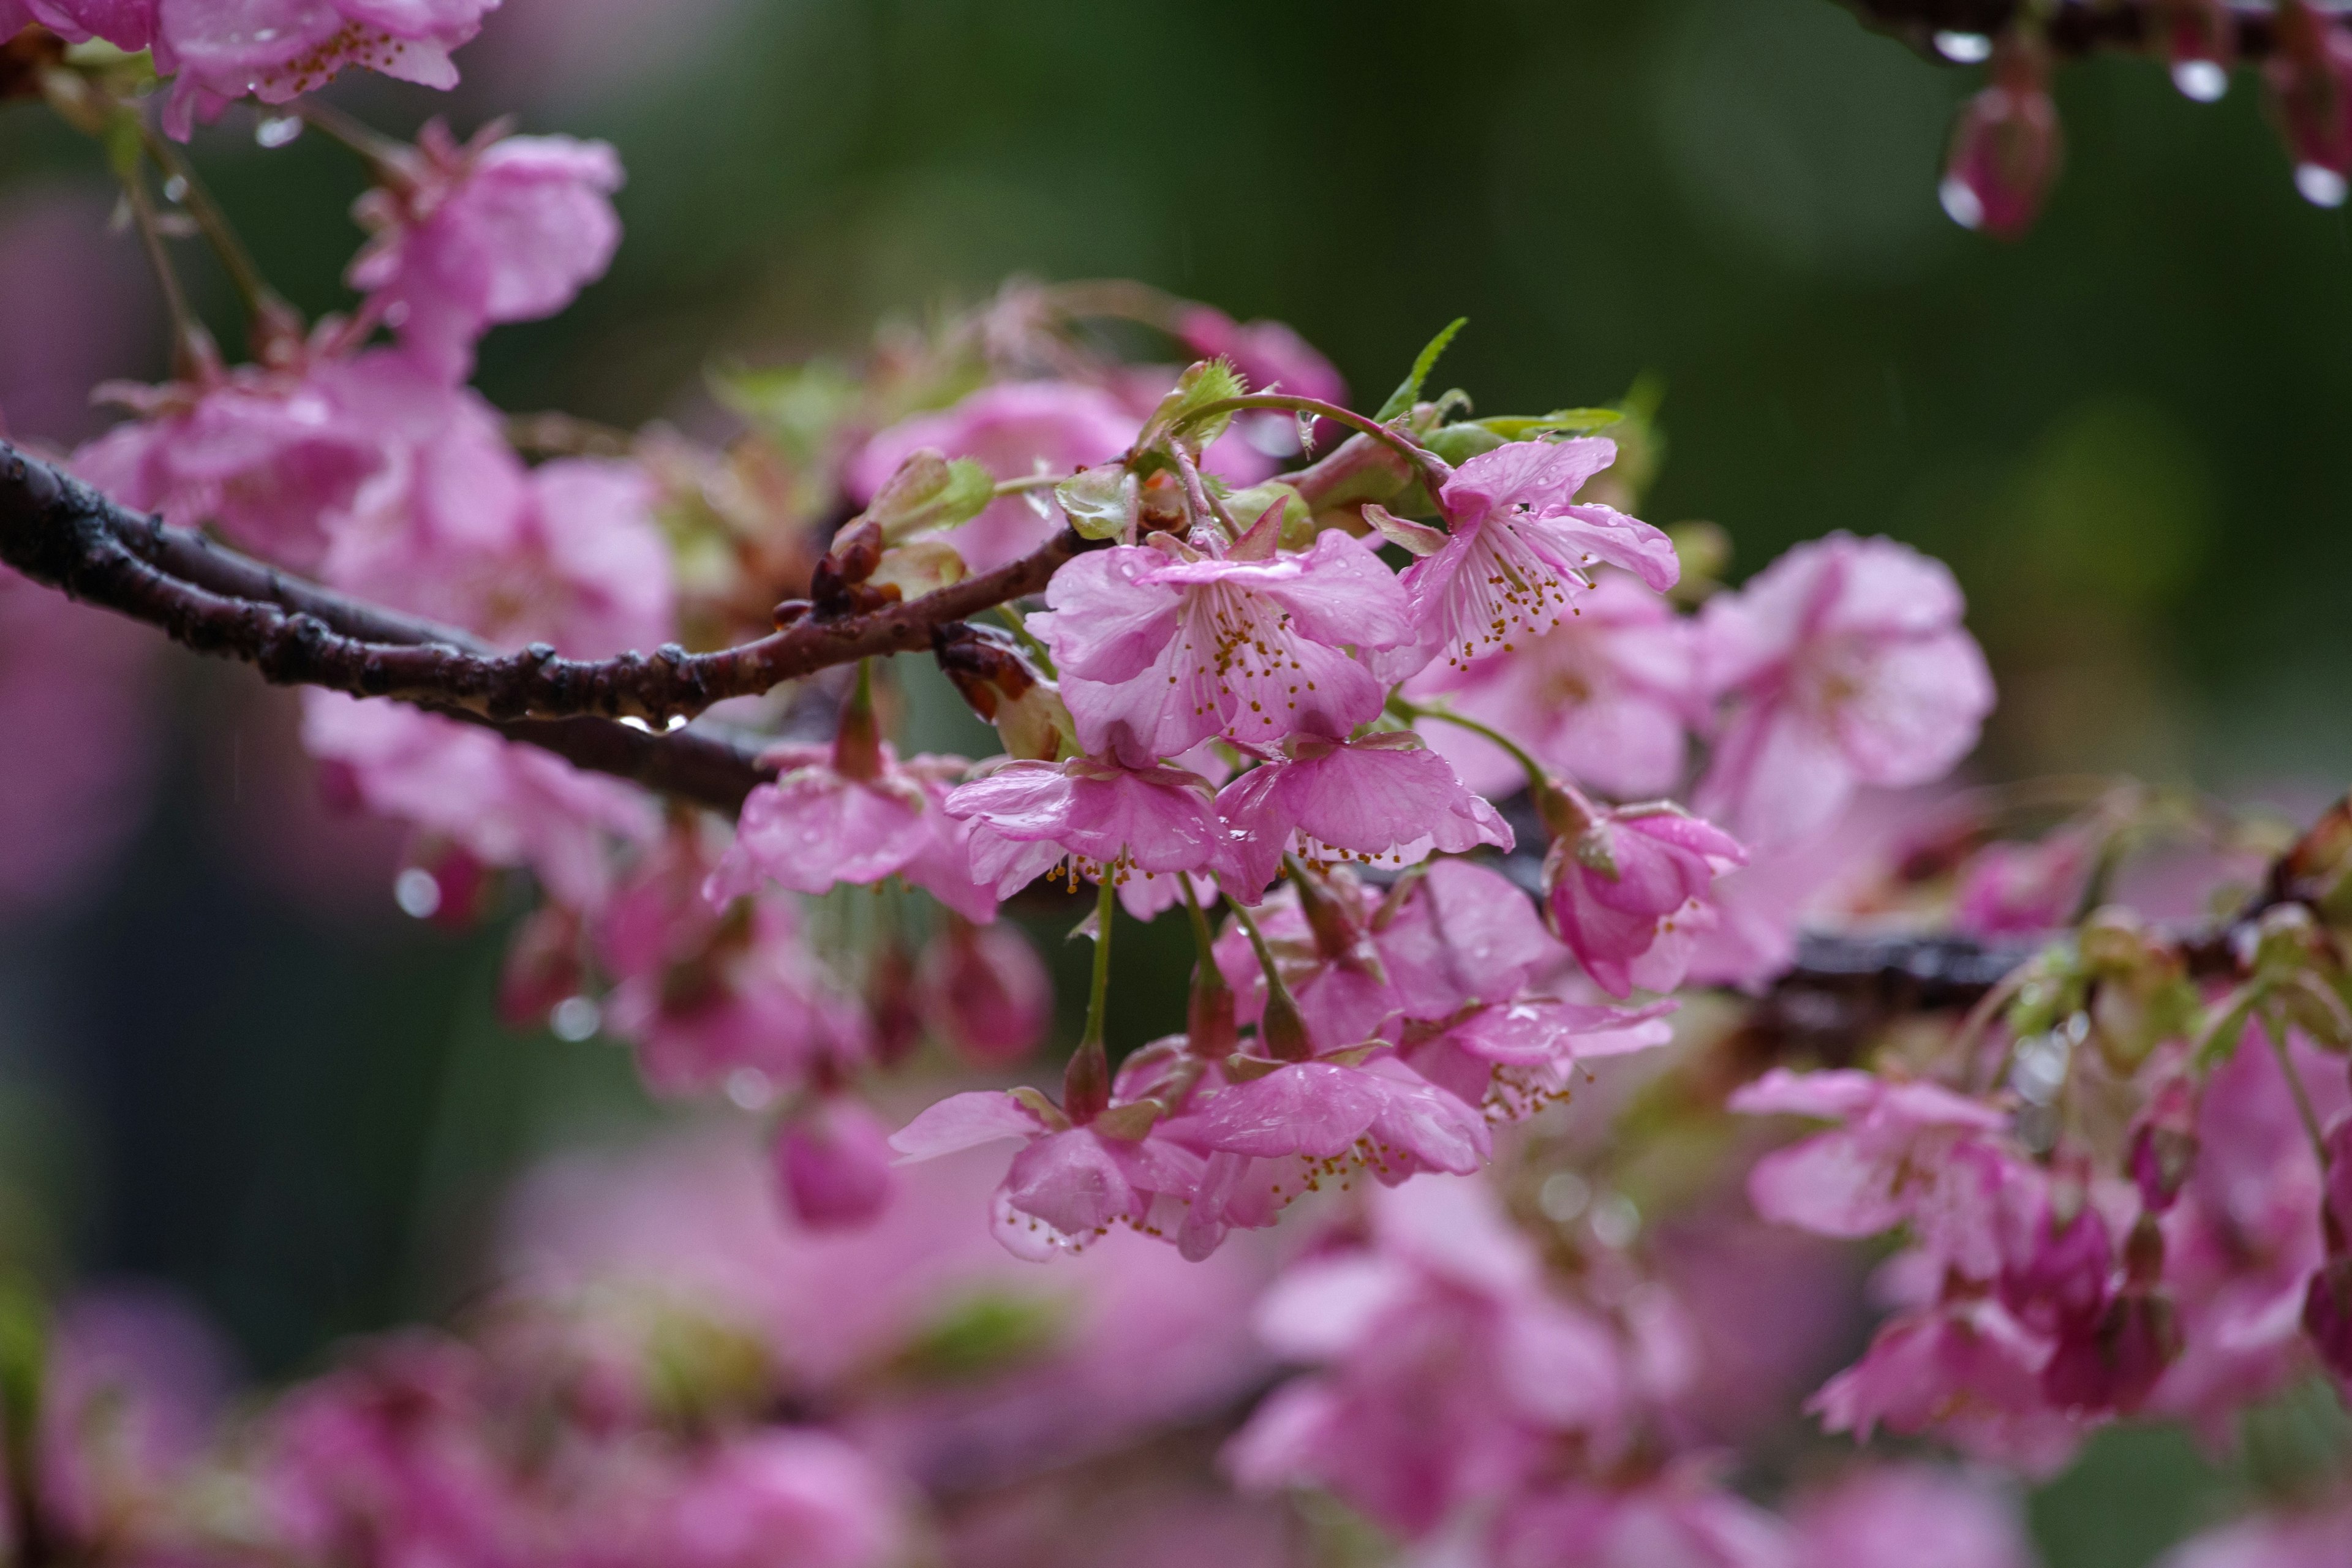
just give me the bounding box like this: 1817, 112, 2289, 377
1054, 464, 1140, 541
1476, 407, 1626, 440
1422, 423, 1508, 466
892, 1291, 1068, 1384
1373, 317, 1468, 423
1150, 358, 1248, 447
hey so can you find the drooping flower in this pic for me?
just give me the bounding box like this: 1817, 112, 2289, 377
1732, 1068, 2020, 1281
944, 755, 1229, 916
1226, 1175, 1627, 1537
1215, 731, 1512, 898
1939, 34, 2064, 238
774, 1096, 896, 1232
846, 381, 1137, 572
1543, 799, 1744, 998
1408, 572, 1698, 799
890, 1088, 1204, 1260
1030, 527, 1412, 767
347, 119, 624, 381
1695, 533, 1993, 849
156, 0, 503, 141
1395, 437, 1681, 677
706, 742, 993, 922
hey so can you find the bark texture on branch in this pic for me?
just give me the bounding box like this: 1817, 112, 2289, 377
0, 439, 1091, 729
1845, 0, 2339, 60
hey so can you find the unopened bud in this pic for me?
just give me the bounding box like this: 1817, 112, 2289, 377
1187, 961, 1238, 1061
865, 448, 994, 543
1063, 1038, 1112, 1124
1940, 34, 2064, 239
934, 623, 1074, 761
2041, 1290, 2181, 1414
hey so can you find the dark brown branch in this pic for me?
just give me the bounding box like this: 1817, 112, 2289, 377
1845, 1, 2348, 61
0, 439, 1091, 729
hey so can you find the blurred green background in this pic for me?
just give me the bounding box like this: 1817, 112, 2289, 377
2, 1, 2349, 1560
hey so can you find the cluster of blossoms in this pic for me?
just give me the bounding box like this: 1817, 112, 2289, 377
1917, 0, 2352, 236
7, 6, 2352, 1563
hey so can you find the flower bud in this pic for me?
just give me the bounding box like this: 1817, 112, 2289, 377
2041, 1289, 2181, 1413
1186, 960, 1237, 1061
774, 1098, 895, 1231
2268, 1, 2352, 207
1940, 34, 2063, 239
916, 920, 1052, 1067
864, 447, 993, 544
2162, 0, 2236, 102
2000, 1200, 2113, 1336
933, 624, 1074, 761
394, 840, 491, 929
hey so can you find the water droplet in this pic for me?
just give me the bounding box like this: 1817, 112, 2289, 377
2171, 59, 2228, 104
255, 115, 303, 149
1933, 30, 1994, 64
619, 715, 654, 733
394, 867, 441, 919
725, 1067, 775, 1111
1589, 1191, 1641, 1248
161, 175, 189, 204
2010, 1032, 2071, 1106
1538, 1170, 1591, 1224
2296, 164, 2350, 208
665, 713, 688, 732
1939, 175, 1986, 232
549, 996, 602, 1042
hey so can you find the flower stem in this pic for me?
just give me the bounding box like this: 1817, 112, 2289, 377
2268, 1016, 2331, 1170
114, 159, 216, 381
1082, 873, 1118, 1052
135, 121, 298, 355
1172, 392, 1452, 492
1389, 696, 1554, 797
1227, 897, 1313, 1060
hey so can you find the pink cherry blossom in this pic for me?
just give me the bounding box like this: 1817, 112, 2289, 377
944, 755, 1228, 916
774, 1096, 896, 1231
654, 1431, 903, 1568
71, 362, 385, 572
596, 830, 869, 1096
1788, 1464, 2037, 1568
889, 1090, 1204, 1261
348, 119, 624, 381
303, 691, 658, 910
156, 0, 503, 141
0, 568, 154, 918
846, 381, 1137, 572
1695, 533, 1994, 849
1227, 1175, 1626, 1537
706, 743, 992, 921
1396, 437, 1681, 677
2, 0, 153, 48
1544, 802, 1745, 998
914, 919, 1052, 1066
1954, 824, 2098, 937
1214, 731, 1511, 897
1031, 528, 1412, 766
1403, 995, 1678, 1123
1732, 1067, 2019, 1281
1409, 572, 1698, 799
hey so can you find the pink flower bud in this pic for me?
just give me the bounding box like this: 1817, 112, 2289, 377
1940, 36, 2064, 239
916, 921, 1052, 1067
1541, 799, 1744, 999
2162, 0, 2236, 102
2267, 1, 2352, 206
774, 1098, 895, 1231
2000, 1200, 2113, 1337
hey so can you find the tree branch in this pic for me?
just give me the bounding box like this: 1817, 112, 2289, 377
1844, 1, 2347, 61
0, 439, 1092, 733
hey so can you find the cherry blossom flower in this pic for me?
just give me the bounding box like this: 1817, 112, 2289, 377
1215, 731, 1512, 898
1788, 1464, 2038, 1568
1695, 533, 1994, 849
1226, 1175, 1627, 1537
1403, 994, 1678, 1123
155, 0, 503, 141
1408, 572, 1698, 799
71, 361, 385, 573
774, 1096, 896, 1231
303, 692, 658, 910
1396, 437, 1681, 677
1030, 527, 1412, 767
944, 755, 1229, 917
890, 1088, 1205, 1260
1544, 799, 1745, 998
1732, 1068, 2020, 1281
846, 381, 1136, 572
706, 742, 993, 922
347, 119, 624, 380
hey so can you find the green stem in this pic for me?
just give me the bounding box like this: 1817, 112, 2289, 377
1170, 393, 1451, 491
1177, 873, 1217, 961
2269, 1017, 2331, 1170
1081, 872, 1118, 1049
115, 160, 215, 380
135, 121, 292, 342
992, 603, 1056, 675
1390, 696, 1553, 796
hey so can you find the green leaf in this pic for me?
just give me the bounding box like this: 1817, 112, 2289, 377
891, 1291, 1068, 1384
1373, 317, 1468, 423
1476, 407, 1626, 440
1151, 358, 1248, 447
865, 450, 995, 542
1054, 464, 1140, 541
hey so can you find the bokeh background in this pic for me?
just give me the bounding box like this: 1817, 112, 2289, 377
2, 1, 2349, 1562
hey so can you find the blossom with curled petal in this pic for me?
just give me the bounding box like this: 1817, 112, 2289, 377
1031, 527, 1412, 767
1396, 437, 1681, 677
1695, 533, 1994, 850
1215, 732, 1511, 898
944, 754, 1228, 916
347, 119, 624, 380
156, 0, 503, 141
1543, 800, 1744, 998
